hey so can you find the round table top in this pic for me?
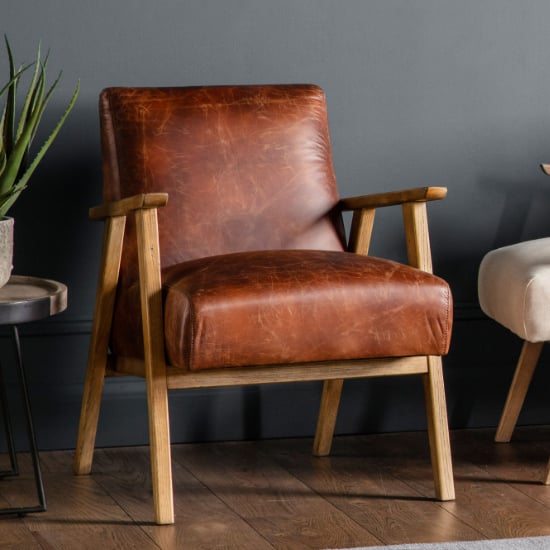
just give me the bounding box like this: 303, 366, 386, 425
0, 275, 67, 325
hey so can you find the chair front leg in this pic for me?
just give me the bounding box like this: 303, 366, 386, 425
135, 208, 174, 525
495, 340, 543, 443
423, 356, 455, 501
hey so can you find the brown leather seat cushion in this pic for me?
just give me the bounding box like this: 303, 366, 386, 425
111, 249, 452, 371
103, 86, 453, 372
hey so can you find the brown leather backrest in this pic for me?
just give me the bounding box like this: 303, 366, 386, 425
100, 85, 346, 282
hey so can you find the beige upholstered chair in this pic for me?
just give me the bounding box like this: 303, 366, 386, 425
73, 84, 455, 524
478, 164, 550, 481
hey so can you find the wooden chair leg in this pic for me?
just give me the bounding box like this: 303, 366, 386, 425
495, 340, 543, 443
73, 354, 107, 475
136, 208, 174, 525
313, 379, 344, 456
74, 216, 126, 475
544, 456, 550, 485
423, 356, 455, 501
145, 370, 174, 525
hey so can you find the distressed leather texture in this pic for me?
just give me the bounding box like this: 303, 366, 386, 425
101, 85, 453, 370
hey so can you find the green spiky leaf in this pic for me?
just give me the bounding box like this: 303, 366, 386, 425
0, 36, 78, 217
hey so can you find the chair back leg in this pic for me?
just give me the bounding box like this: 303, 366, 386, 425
74, 216, 126, 475
544, 456, 550, 485
73, 353, 107, 475
313, 379, 344, 456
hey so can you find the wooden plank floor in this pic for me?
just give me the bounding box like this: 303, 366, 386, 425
2, 426, 550, 548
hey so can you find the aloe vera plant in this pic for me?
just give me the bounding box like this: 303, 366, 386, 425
0, 37, 79, 217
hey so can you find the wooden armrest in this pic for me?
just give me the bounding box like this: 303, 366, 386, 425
89, 193, 168, 220
345, 186, 445, 269
541, 164, 550, 176
339, 187, 447, 211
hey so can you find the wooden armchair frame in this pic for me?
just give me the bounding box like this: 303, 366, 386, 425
74, 186, 454, 525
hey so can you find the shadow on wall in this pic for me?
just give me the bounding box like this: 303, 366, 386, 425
436, 174, 550, 306
9, 106, 103, 321
483, 176, 550, 250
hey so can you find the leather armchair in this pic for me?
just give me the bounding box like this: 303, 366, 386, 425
74, 84, 455, 524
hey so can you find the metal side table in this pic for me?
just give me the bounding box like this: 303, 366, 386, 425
0, 276, 67, 516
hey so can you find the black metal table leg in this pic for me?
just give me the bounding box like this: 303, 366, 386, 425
0, 276, 67, 518
0, 326, 46, 516
0, 349, 18, 478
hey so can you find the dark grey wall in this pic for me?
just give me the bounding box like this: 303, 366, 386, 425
2, 1, 550, 450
